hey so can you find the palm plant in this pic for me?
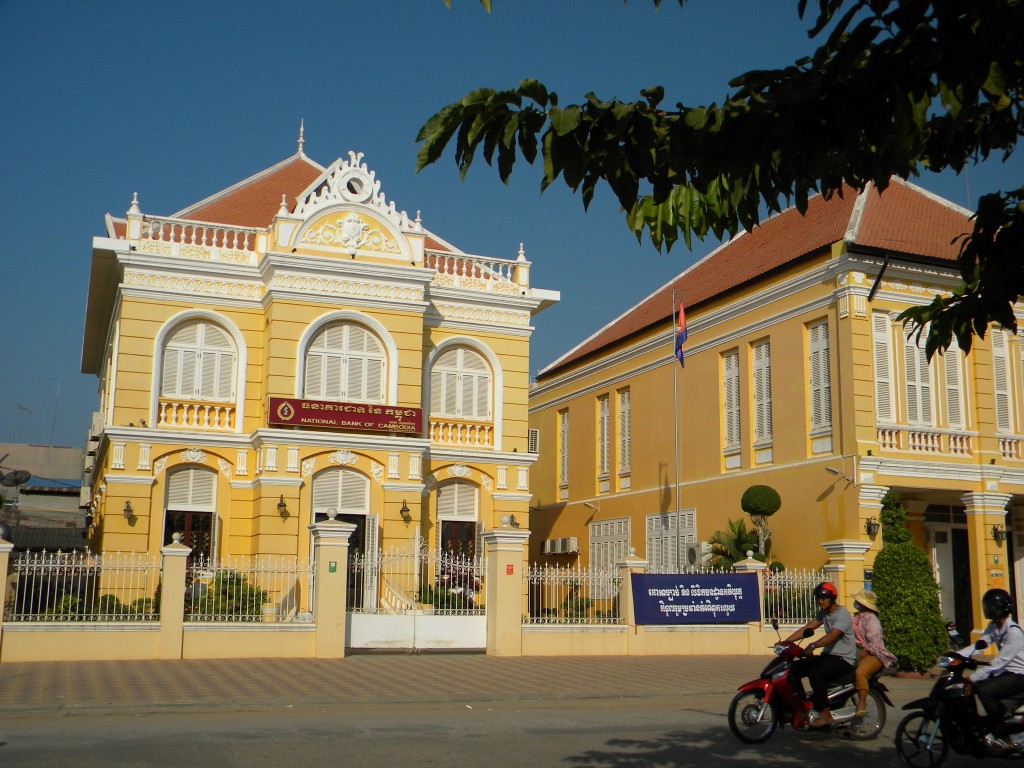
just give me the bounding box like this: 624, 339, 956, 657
708, 519, 759, 569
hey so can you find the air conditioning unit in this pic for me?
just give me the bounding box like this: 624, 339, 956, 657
683, 542, 709, 568
528, 428, 540, 454
542, 539, 553, 555
561, 537, 580, 554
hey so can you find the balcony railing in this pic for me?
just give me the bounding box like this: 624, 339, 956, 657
429, 419, 493, 448
876, 425, 975, 456
426, 251, 523, 295
133, 215, 259, 265
159, 398, 236, 430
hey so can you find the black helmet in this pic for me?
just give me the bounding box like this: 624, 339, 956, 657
983, 588, 1013, 620
813, 581, 838, 602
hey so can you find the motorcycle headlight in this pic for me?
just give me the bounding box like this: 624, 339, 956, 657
938, 655, 953, 669
774, 643, 786, 656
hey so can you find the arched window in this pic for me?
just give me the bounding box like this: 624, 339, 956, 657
304, 323, 385, 403
161, 322, 236, 401
436, 480, 480, 558
164, 466, 216, 558
311, 467, 376, 608
430, 348, 491, 420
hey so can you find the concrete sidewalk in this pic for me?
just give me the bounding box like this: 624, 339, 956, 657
0, 653, 934, 716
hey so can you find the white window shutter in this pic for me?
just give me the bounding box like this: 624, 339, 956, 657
753, 341, 772, 442
872, 313, 894, 422
723, 351, 740, 447
618, 389, 630, 472
809, 321, 832, 428
598, 396, 610, 475
945, 337, 964, 428
993, 329, 1012, 431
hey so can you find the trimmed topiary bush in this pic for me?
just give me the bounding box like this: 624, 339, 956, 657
872, 493, 947, 672
741, 484, 781, 558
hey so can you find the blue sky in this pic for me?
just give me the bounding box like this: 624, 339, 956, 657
1, 0, 1020, 448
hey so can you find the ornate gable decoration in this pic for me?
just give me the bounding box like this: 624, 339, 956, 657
291, 151, 418, 259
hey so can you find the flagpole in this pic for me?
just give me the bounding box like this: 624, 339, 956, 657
672, 290, 679, 516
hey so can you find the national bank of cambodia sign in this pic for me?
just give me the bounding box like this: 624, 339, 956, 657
269, 397, 423, 434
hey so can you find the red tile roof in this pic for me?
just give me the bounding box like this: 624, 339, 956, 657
173, 154, 325, 228
540, 179, 973, 378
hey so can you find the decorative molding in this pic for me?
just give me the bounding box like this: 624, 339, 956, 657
481, 475, 493, 493
427, 303, 530, 326
180, 448, 207, 464
371, 461, 384, 483
217, 458, 232, 478
301, 457, 315, 478
125, 270, 263, 299
269, 274, 423, 302
329, 450, 358, 466
447, 464, 472, 478
153, 456, 168, 476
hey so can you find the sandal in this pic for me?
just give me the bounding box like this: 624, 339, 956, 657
856, 707, 868, 717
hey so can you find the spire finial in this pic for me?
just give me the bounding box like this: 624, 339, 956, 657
517, 242, 526, 261
297, 119, 305, 155
278, 194, 289, 216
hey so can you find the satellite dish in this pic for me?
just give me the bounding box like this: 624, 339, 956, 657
0, 470, 31, 487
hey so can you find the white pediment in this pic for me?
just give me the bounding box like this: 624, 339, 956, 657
293, 151, 415, 230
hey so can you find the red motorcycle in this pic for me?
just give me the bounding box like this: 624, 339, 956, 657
728, 621, 893, 743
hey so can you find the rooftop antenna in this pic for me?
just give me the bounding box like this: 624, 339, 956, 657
297, 119, 305, 156
12, 401, 31, 441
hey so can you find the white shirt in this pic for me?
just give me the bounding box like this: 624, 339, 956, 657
967, 618, 1024, 683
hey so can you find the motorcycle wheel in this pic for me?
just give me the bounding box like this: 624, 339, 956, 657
847, 688, 886, 740
895, 711, 949, 768
728, 690, 778, 743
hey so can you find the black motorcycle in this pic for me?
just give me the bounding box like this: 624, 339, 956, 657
896, 641, 1024, 766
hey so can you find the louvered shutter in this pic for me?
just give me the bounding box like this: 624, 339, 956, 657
809, 322, 832, 428
167, 467, 215, 510
339, 470, 369, 514
559, 410, 569, 485
903, 327, 934, 426
618, 389, 630, 472
162, 348, 181, 396
723, 351, 740, 447
945, 337, 964, 428
323, 354, 343, 400
598, 396, 610, 475
311, 470, 340, 513
753, 341, 772, 442
872, 313, 894, 422
993, 330, 1012, 431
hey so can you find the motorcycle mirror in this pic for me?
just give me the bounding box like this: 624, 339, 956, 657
802, 628, 815, 638
771, 619, 779, 631
975, 639, 989, 651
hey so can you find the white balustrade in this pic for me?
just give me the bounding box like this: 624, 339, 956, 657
429, 420, 493, 448
136, 215, 258, 264
1000, 437, 1022, 460
427, 251, 521, 293
876, 427, 901, 450
159, 399, 235, 430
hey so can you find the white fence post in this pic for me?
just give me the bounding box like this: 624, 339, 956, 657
309, 515, 356, 658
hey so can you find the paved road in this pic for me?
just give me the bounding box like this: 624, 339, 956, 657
0, 654, 971, 767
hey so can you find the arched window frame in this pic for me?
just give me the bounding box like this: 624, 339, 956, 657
162, 465, 218, 559
424, 338, 504, 449
151, 311, 247, 432
296, 312, 399, 404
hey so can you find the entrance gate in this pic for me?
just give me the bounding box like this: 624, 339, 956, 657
345, 531, 486, 651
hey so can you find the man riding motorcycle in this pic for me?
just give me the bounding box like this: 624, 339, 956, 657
967, 588, 1024, 751
783, 581, 857, 727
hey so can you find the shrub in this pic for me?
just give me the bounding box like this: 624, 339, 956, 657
187, 570, 268, 621
741, 484, 781, 558
562, 596, 593, 619
872, 494, 947, 672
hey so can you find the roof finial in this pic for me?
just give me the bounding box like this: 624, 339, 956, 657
278, 194, 289, 216
517, 242, 526, 261
297, 119, 305, 156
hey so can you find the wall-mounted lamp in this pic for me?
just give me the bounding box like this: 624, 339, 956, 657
277, 495, 288, 518
865, 516, 880, 537
400, 499, 411, 525
994, 524, 1007, 545
84, 511, 94, 529
123, 500, 133, 520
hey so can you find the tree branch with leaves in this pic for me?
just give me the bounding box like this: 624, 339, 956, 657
425, 0, 1023, 357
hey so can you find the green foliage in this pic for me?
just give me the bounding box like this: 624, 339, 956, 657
740, 485, 782, 517
421, 0, 1024, 358
187, 570, 268, 621
873, 542, 948, 672
880, 491, 912, 544
420, 585, 475, 611
562, 596, 593, 619
708, 518, 758, 568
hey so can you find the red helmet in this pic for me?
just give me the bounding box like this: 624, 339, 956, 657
814, 582, 838, 601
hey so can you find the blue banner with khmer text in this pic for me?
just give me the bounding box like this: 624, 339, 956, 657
631, 572, 760, 624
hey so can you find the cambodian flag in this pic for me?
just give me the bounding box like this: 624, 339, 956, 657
675, 302, 687, 367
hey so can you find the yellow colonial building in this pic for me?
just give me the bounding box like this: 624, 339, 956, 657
529, 179, 1023, 638
81, 140, 557, 572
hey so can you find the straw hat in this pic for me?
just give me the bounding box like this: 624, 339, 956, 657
852, 589, 879, 613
